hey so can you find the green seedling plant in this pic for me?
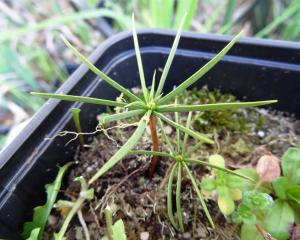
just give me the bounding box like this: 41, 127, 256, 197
31, 14, 277, 187
54, 176, 94, 240
232, 191, 274, 240
71, 107, 85, 151
229, 147, 300, 240
200, 154, 249, 216
263, 147, 300, 240
104, 205, 127, 240
22, 163, 72, 240
128, 111, 253, 231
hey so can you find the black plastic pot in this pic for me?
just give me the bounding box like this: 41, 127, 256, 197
0, 30, 300, 239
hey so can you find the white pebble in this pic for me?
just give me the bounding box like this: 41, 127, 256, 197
140, 232, 149, 240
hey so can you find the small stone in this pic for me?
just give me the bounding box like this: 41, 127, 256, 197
164, 125, 172, 134
257, 130, 265, 138
183, 232, 191, 239
140, 231, 149, 240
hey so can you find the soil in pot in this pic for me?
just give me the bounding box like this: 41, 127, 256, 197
43, 86, 300, 240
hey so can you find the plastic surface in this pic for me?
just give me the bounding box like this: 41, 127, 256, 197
0, 29, 300, 239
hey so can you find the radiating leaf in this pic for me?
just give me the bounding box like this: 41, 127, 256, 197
31, 92, 126, 107
61, 36, 140, 102
158, 32, 242, 105
89, 111, 151, 184
167, 163, 178, 230
157, 100, 277, 112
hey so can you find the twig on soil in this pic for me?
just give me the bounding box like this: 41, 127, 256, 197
95, 163, 149, 212
77, 209, 90, 240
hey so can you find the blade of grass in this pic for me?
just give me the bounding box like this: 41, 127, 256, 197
158, 32, 242, 105
174, 0, 198, 29
154, 112, 214, 144
204, 2, 225, 32
182, 112, 192, 154
100, 110, 146, 124
132, 14, 149, 101
89, 111, 151, 184
31, 92, 126, 107
223, 0, 237, 25
0, 9, 131, 43
157, 118, 175, 154
185, 158, 254, 181
61, 36, 140, 102
157, 100, 278, 112
255, 1, 300, 38
155, 14, 186, 97
183, 162, 215, 228
167, 163, 179, 230
128, 150, 172, 158
176, 162, 184, 232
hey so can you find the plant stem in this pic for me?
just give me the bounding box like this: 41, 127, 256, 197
55, 198, 85, 240
149, 114, 160, 176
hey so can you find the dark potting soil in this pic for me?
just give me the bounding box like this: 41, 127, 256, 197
43, 87, 300, 240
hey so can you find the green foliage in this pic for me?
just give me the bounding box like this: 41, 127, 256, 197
22, 163, 71, 240
200, 154, 255, 215
264, 200, 295, 240
54, 176, 94, 240
232, 191, 273, 225
281, 147, 300, 185
235, 147, 300, 240
104, 205, 127, 240
32, 16, 276, 188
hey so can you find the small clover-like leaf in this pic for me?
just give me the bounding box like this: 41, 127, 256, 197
243, 191, 273, 210
200, 177, 216, 191
217, 186, 235, 215
232, 204, 256, 225
208, 154, 225, 168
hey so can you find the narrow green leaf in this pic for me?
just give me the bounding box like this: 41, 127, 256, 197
174, 98, 181, 152
150, 70, 157, 98
157, 100, 278, 112
132, 14, 149, 100
223, 0, 237, 25
31, 92, 126, 107
157, 118, 175, 154
187, 141, 204, 155
167, 163, 179, 230
22, 163, 72, 239
100, 110, 146, 124
176, 163, 184, 232
155, 14, 186, 97
71, 108, 84, 149
128, 150, 172, 158
174, 0, 198, 29
155, 112, 214, 144
255, 1, 300, 38
61, 36, 140, 102
89, 111, 151, 184
182, 112, 192, 154
185, 158, 254, 181
183, 162, 215, 228
158, 32, 242, 105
